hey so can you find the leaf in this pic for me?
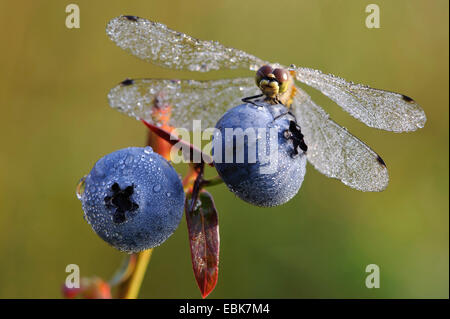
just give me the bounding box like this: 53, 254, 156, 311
185, 190, 220, 298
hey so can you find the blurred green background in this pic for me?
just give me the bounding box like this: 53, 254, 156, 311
0, 0, 448, 298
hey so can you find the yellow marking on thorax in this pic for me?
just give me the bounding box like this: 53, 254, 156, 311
277, 72, 297, 108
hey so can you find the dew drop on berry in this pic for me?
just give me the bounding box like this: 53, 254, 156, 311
76, 176, 87, 200
125, 154, 134, 165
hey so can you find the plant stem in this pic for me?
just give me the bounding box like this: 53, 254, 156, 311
183, 164, 201, 192
109, 254, 137, 287
117, 249, 153, 298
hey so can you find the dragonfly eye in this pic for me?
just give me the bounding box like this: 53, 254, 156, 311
273, 68, 289, 93
255, 65, 274, 87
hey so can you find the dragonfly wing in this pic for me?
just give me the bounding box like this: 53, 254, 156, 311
291, 87, 389, 192
107, 77, 258, 129
106, 15, 267, 72
294, 67, 426, 132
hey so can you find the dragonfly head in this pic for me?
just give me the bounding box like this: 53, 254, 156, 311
255, 65, 290, 100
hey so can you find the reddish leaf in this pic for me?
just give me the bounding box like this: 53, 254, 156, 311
185, 191, 220, 298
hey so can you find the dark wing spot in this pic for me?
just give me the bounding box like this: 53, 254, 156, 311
123, 15, 139, 22
120, 79, 134, 86
376, 155, 386, 167
402, 94, 414, 103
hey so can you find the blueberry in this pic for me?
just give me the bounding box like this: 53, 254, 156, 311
213, 103, 307, 207
79, 147, 185, 253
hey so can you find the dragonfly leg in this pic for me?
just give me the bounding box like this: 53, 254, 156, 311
242, 94, 264, 106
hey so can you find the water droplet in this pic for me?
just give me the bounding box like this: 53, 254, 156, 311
166, 192, 171, 197
193, 199, 202, 211
153, 184, 161, 193
76, 175, 87, 200
125, 154, 134, 165
143, 146, 153, 154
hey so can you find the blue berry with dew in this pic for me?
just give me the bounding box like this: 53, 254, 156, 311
77, 147, 185, 253
213, 102, 307, 207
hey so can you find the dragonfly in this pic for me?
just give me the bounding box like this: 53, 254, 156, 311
106, 15, 426, 192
